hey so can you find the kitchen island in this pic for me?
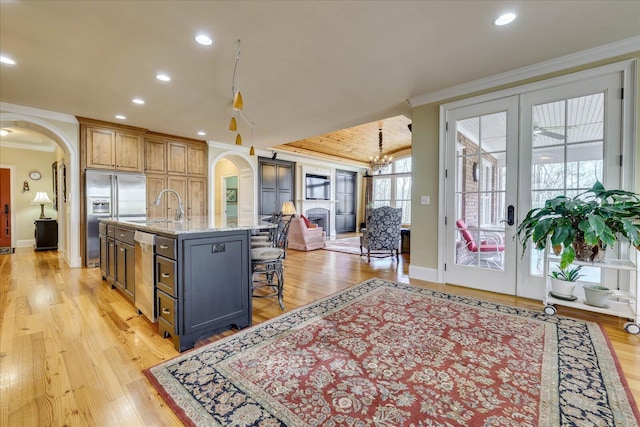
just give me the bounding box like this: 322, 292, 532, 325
99, 217, 275, 351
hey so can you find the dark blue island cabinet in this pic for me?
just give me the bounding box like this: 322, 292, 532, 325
155, 230, 252, 352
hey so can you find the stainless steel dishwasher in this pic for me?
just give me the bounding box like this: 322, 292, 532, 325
134, 231, 156, 322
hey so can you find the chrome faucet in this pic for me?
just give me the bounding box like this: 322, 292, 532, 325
154, 189, 184, 222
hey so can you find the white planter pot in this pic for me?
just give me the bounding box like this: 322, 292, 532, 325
583, 285, 612, 307
549, 277, 576, 297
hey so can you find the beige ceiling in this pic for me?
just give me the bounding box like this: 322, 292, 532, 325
0, 1, 638, 157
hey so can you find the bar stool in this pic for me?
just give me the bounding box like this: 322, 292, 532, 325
251, 217, 291, 310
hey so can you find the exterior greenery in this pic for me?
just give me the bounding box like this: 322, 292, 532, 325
517, 181, 640, 269
549, 265, 583, 282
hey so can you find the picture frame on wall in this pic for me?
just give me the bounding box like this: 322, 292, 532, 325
52, 161, 58, 210
226, 188, 237, 202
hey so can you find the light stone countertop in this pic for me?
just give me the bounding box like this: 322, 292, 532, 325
101, 216, 276, 236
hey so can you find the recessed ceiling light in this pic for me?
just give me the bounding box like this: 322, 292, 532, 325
156, 73, 171, 82
115, 115, 126, 120
132, 98, 145, 105
494, 12, 516, 26
197, 131, 206, 136
195, 34, 213, 46
0, 129, 11, 136
0, 56, 16, 65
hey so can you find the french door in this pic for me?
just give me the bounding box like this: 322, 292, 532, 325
516, 72, 622, 299
444, 69, 624, 297
444, 97, 519, 294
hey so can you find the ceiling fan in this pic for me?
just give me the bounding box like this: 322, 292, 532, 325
533, 125, 564, 140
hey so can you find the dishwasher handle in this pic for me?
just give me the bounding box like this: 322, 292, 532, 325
134, 231, 156, 246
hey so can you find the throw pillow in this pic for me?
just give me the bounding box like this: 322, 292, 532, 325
300, 214, 312, 228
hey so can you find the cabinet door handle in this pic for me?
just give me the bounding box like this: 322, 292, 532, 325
160, 245, 169, 249
161, 273, 171, 278
162, 308, 171, 315
119, 233, 126, 237
120, 247, 125, 252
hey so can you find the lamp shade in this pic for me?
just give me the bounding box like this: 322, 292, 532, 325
233, 90, 243, 110
31, 191, 52, 204
249, 146, 255, 156
235, 133, 242, 145
281, 201, 296, 215
229, 116, 237, 132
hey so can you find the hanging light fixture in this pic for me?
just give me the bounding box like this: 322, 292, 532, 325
369, 127, 392, 174
229, 39, 254, 152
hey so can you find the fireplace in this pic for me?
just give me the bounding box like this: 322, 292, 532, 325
306, 208, 329, 232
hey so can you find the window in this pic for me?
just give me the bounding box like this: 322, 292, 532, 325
371, 156, 412, 224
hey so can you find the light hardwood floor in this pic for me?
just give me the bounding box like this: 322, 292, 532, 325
1, 245, 638, 426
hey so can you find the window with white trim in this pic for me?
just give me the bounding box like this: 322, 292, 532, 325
371, 156, 412, 224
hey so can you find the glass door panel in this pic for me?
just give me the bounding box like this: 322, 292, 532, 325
518, 72, 622, 299
446, 96, 518, 294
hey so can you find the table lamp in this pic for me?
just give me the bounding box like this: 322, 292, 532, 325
32, 191, 52, 219
281, 201, 297, 217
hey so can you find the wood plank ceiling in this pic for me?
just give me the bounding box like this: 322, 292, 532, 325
274, 115, 412, 167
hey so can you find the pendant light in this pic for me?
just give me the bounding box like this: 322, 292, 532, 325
228, 39, 254, 153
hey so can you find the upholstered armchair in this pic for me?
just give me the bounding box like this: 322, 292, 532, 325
360, 206, 402, 261
287, 216, 326, 251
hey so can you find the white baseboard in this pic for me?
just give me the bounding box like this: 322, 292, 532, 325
409, 265, 441, 283
17, 239, 34, 248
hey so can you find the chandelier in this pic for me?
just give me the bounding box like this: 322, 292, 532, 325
369, 128, 392, 174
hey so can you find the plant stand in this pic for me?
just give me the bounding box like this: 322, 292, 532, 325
542, 245, 640, 335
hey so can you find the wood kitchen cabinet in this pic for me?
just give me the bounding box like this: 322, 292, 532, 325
167, 142, 207, 177
187, 144, 207, 177
85, 126, 144, 172
146, 174, 168, 218
187, 178, 207, 219
145, 138, 167, 174
167, 176, 207, 220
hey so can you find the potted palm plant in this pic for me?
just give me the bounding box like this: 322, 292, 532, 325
516, 181, 640, 269
548, 264, 583, 298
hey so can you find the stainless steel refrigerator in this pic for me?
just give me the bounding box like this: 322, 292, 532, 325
85, 170, 146, 267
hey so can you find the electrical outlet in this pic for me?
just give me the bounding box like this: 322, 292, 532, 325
420, 196, 430, 205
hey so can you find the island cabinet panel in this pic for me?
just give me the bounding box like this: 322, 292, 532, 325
181, 232, 251, 341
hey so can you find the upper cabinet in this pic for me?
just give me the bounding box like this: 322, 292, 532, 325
80, 118, 145, 173
167, 142, 207, 177
145, 138, 167, 174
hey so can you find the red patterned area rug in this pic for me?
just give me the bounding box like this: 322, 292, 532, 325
144, 279, 640, 426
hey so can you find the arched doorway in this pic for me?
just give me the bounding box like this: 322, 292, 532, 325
0, 113, 81, 267
210, 152, 256, 225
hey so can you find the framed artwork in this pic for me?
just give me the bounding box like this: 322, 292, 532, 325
226, 188, 237, 202
52, 161, 58, 210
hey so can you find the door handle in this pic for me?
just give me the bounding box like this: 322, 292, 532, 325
500, 205, 515, 226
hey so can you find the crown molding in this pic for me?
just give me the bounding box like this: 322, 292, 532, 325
409, 36, 640, 107
0, 141, 57, 152
0, 102, 78, 124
